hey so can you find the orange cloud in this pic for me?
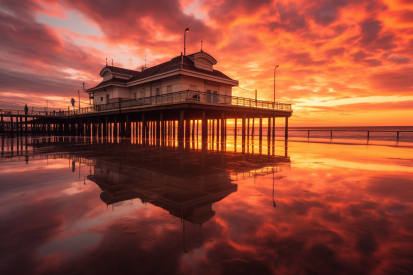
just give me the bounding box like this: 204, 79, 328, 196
0, 0, 412, 125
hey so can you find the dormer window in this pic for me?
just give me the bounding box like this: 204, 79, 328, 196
103, 71, 112, 81
195, 57, 213, 71
186, 52, 217, 72
99, 67, 135, 81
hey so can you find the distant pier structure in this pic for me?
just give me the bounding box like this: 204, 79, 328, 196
0, 51, 292, 141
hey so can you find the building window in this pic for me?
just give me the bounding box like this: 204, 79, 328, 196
167, 85, 172, 93
156, 88, 160, 96
140, 91, 144, 98
101, 97, 103, 101
134, 93, 136, 99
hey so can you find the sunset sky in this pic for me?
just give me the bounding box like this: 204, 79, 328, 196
0, 0, 412, 126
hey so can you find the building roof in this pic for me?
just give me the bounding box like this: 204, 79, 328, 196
99, 66, 140, 77
87, 52, 236, 92
91, 77, 129, 90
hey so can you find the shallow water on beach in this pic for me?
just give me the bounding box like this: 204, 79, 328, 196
0, 136, 413, 275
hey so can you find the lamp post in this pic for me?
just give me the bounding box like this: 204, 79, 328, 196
274, 65, 279, 102
184, 28, 189, 55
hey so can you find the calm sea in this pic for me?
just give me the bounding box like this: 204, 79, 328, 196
226, 126, 413, 145
0, 136, 412, 274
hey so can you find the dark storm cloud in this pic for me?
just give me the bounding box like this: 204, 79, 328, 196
370, 70, 413, 93
359, 19, 382, 46
311, 0, 346, 26
362, 58, 382, 66
205, 0, 272, 25
388, 56, 410, 64
0, 67, 82, 95
287, 52, 328, 66
61, 0, 219, 51
398, 9, 413, 23
324, 47, 346, 57
275, 2, 308, 32
0, 0, 103, 74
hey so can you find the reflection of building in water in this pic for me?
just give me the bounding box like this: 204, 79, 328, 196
88, 158, 236, 224
61, 142, 289, 225
1, 139, 290, 252
2, 138, 290, 223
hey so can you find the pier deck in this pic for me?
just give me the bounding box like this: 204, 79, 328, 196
0, 90, 293, 141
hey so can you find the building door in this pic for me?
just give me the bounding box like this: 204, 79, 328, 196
213, 90, 218, 103
206, 84, 219, 104
207, 89, 212, 103
106, 94, 109, 103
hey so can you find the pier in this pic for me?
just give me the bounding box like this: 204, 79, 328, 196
0, 90, 293, 142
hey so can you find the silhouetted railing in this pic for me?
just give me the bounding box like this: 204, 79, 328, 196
63, 90, 292, 116
0, 109, 53, 116
289, 129, 413, 140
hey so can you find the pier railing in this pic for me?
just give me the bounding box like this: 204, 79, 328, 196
0, 91, 292, 117
0, 109, 52, 116
63, 90, 292, 116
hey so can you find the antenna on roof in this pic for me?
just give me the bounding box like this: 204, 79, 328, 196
112, 59, 113, 66
142, 50, 148, 71
180, 52, 183, 69
201, 41, 203, 52
106, 58, 107, 66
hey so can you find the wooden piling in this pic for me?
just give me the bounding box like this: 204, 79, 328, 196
185, 118, 190, 141
202, 111, 207, 142
242, 113, 246, 144
285, 117, 288, 140
251, 118, 254, 140
179, 110, 184, 140
221, 112, 225, 142
272, 117, 275, 139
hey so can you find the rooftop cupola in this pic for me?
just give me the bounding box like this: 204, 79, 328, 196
99, 66, 138, 81
186, 52, 217, 72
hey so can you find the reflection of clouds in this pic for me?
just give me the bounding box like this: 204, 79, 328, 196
0, 162, 69, 174
203, 144, 413, 273
1, 141, 413, 274
37, 233, 102, 258
61, 181, 90, 196
295, 157, 413, 172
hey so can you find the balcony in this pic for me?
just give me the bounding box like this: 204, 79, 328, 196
62, 90, 292, 116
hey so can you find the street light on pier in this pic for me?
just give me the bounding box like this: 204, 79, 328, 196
274, 65, 279, 102
184, 28, 189, 56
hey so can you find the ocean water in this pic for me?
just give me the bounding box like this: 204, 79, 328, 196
225, 126, 413, 146
0, 136, 412, 275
